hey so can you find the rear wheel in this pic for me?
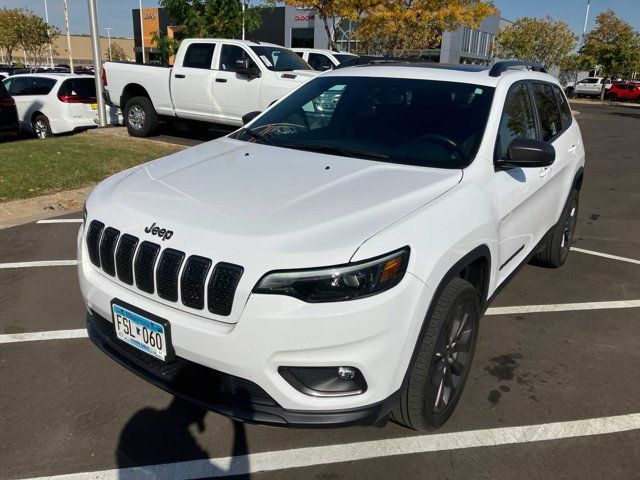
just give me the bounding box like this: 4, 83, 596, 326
32, 114, 52, 139
608, 93, 617, 102
392, 278, 479, 431
534, 190, 579, 268
125, 96, 158, 137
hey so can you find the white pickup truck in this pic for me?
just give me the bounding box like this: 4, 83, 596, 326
103, 39, 318, 136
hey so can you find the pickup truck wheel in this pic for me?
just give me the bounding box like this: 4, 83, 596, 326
125, 96, 158, 137
392, 278, 479, 431
534, 190, 579, 268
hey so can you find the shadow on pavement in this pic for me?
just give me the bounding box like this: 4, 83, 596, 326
116, 397, 250, 479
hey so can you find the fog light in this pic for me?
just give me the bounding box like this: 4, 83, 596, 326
279, 366, 367, 397
337, 366, 356, 380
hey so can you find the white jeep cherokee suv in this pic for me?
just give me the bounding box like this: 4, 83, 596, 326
79, 60, 585, 431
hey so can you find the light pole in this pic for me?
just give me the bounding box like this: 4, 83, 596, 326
104, 27, 113, 61
138, 0, 146, 64
43, 0, 54, 67
63, 0, 74, 73
88, 0, 107, 127
242, 0, 246, 40
581, 0, 591, 47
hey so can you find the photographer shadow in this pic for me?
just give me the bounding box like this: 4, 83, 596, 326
116, 397, 250, 479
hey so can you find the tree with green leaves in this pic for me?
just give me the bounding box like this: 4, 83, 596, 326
580, 9, 640, 99
159, 0, 264, 39
12, 9, 60, 71
494, 16, 579, 71
150, 31, 181, 66
105, 42, 129, 62
0, 8, 24, 64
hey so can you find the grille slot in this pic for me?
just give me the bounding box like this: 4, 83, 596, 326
134, 241, 161, 293
181, 256, 212, 310
86, 220, 104, 267
115, 234, 139, 285
208, 263, 244, 316
99, 227, 120, 276
156, 249, 185, 302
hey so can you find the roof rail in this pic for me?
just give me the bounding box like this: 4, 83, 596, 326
489, 60, 546, 77
335, 55, 423, 69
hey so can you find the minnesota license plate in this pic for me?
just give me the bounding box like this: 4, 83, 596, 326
112, 303, 168, 361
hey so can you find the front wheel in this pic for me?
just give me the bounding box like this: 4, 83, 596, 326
125, 96, 158, 137
392, 278, 479, 431
534, 190, 579, 268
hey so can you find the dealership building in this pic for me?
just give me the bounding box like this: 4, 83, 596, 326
133, 6, 509, 65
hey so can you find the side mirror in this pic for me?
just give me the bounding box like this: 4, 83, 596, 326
498, 138, 555, 168
242, 111, 261, 125
236, 58, 261, 79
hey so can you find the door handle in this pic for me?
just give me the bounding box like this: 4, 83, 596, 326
215, 78, 227, 83
568, 144, 578, 154
174, 74, 185, 79
539, 167, 552, 178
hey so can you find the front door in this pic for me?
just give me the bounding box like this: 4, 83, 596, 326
171, 42, 217, 120
493, 82, 557, 280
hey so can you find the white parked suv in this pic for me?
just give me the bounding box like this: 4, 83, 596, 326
103, 39, 319, 137
292, 48, 357, 70
2, 73, 120, 138
566, 76, 612, 98
79, 60, 585, 430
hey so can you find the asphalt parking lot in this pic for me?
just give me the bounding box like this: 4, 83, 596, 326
1, 103, 639, 480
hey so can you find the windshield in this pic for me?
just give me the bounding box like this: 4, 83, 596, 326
250, 46, 311, 71
232, 76, 495, 169
334, 54, 357, 64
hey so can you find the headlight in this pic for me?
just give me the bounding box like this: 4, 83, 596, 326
253, 247, 409, 302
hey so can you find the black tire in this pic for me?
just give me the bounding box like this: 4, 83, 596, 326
608, 93, 617, 102
534, 190, 579, 268
392, 278, 480, 431
125, 96, 158, 137
32, 114, 52, 139
566, 88, 576, 99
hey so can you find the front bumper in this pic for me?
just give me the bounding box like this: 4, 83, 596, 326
78, 229, 433, 424
87, 310, 396, 427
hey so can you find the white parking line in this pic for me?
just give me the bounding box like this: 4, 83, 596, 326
0, 259, 79, 269
22, 412, 640, 480
0, 329, 88, 344
571, 247, 640, 265
485, 299, 640, 315
36, 219, 83, 224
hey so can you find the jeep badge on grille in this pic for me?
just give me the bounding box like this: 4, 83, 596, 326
144, 223, 174, 241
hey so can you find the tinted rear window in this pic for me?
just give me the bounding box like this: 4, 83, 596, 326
552, 85, 572, 130
532, 83, 562, 141
58, 78, 96, 98
183, 43, 215, 69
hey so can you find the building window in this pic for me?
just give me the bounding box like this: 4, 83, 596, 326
291, 27, 314, 48
462, 27, 471, 53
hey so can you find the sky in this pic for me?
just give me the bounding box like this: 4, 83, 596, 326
1, 0, 639, 39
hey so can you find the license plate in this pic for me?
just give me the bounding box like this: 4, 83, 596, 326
91, 103, 98, 110
112, 303, 168, 361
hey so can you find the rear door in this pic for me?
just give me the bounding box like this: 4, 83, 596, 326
171, 42, 217, 120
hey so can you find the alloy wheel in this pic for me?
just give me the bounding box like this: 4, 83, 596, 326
128, 105, 145, 130
34, 119, 49, 139
428, 301, 475, 413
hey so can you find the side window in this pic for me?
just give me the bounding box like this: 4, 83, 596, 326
307, 53, 333, 71
551, 85, 572, 130
183, 43, 215, 69
7, 77, 55, 96
496, 83, 537, 159
0, 81, 9, 99
219, 45, 256, 72
532, 83, 563, 141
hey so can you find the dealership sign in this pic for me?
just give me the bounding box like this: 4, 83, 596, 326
295, 15, 315, 20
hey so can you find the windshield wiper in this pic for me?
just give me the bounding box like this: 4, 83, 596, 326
243, 128, 275, 145
281, 142, 389, 160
